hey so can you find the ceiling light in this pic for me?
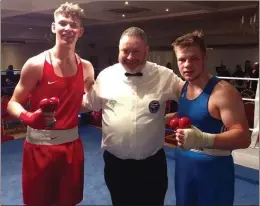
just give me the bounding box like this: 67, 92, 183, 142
122, 14, 125, 18
29, 28, 32, 30
165, 8, 169, 12
125, 1, 129, 5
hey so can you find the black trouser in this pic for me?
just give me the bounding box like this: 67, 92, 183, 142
103, 149, 168, 206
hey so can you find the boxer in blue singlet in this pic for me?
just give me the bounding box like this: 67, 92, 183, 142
170, 30, 251, 206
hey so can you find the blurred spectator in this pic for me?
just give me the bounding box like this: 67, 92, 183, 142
244, 60, 253, 88
232, 64, 247, 92
251, 62, 259, 92
216, 65, 231, 81
245, 60, 253, 77
6, 65, 15, 83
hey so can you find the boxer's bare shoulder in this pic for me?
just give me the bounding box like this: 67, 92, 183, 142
20, 52, 46, 80
209, 79, 249, 131
11, 52, 46, 100
211, 80, 242, 106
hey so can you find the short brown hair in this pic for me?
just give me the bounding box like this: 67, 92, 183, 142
172, 30, 206, 53
54, 2, 85, 22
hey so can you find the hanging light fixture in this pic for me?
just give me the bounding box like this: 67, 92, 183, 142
240, 11, 258, 36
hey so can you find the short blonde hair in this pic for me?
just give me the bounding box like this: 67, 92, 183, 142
54, 2, 85, 22
172, 30, 206, 53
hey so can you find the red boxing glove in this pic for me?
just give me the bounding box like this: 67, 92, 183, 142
169, 117, 179, 130
179, 117, 192, 129
92, 111, 101, 121
39, 97, 59, 113
20, 97, 60, 129
169, 116, 192, 130
19, 109, 45, 129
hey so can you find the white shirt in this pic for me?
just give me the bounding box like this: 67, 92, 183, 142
84, 61, 183, 160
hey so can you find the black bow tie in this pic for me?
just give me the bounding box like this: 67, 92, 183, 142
125, 72, 143, 77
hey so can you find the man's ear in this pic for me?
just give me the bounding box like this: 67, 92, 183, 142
51, 22, 56, 34
146, 45, 149, 52
78, 27, 84, 38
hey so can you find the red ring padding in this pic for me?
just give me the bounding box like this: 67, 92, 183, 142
90, 111, 102, 126
1, 124, 14, 142
1, 95, 11, 118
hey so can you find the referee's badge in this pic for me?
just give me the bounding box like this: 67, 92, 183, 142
108, 100, 117, 108
149, 100, 160, 113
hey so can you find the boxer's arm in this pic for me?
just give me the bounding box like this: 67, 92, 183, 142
80, 59, 102, 112
173, 73, 185, 101
212, 83, 251, 150
7, 56, 42, 118
166, 69, 185, 102
82, 59, 95, 93
83, 78, 102, 111
80, 59, 95, 112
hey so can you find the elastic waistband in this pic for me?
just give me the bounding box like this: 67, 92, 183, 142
104, 148, 165, 161
26, 126, 79, 145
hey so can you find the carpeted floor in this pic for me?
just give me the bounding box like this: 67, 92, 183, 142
1, 125, 259, 205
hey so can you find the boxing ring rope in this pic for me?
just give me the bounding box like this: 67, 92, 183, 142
242, 98, 257, 102
217, 76, 259, 81
217, 76, 259, 148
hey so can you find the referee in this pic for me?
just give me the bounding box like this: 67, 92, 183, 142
84, 27, 184, 206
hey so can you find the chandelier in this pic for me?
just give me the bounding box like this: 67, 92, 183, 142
240, 12, 259, 36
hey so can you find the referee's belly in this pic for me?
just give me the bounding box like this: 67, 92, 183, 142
101, 122, 165, 160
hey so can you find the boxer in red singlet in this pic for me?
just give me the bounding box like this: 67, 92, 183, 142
7, 2, 94, 205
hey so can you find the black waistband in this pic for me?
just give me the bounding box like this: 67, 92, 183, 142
104, 148, 165, 162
